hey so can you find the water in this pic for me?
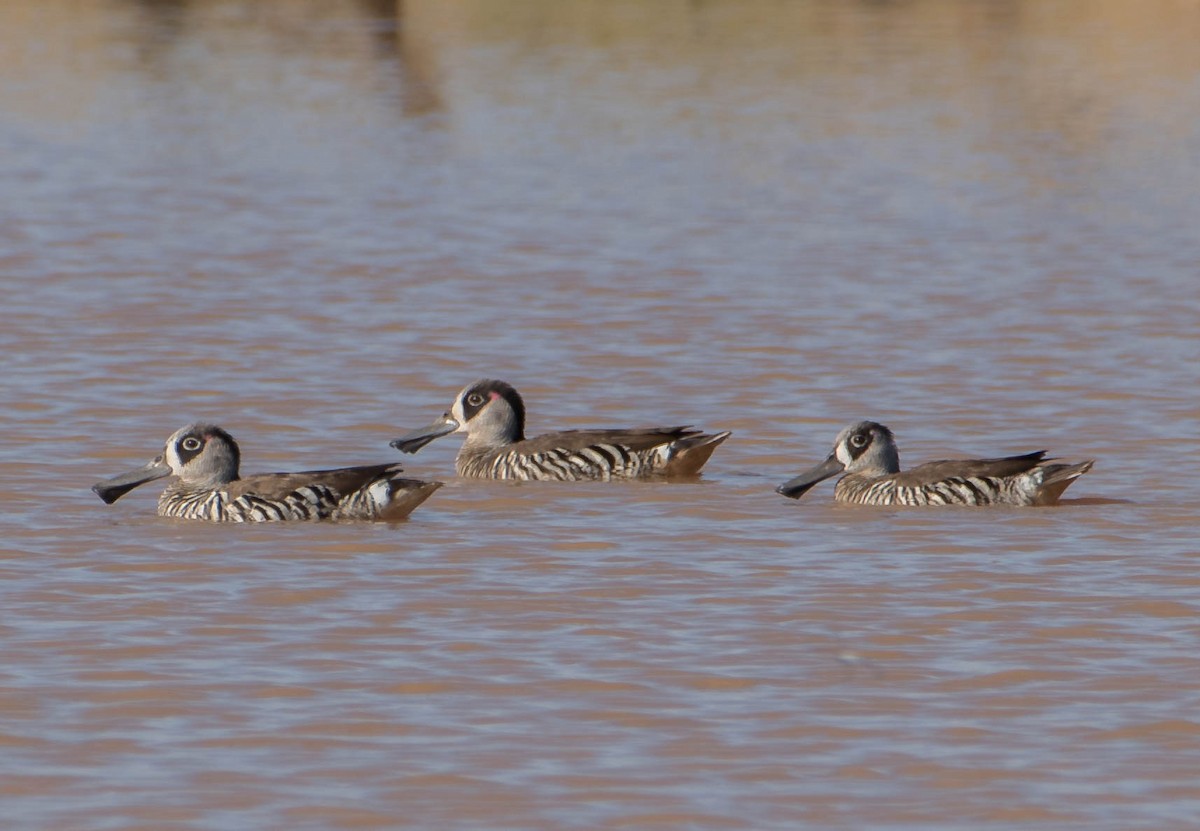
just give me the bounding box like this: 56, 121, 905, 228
2, 1, 1199, 828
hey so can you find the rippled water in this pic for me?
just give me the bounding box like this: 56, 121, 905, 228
3, 1, 1199, 828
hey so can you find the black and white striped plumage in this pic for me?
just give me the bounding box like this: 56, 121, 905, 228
93, 423, 442, 522
776, 421, 1094, 506
391, 379, 731, 481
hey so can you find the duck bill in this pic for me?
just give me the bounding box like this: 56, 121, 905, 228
390, 415, 460, 454
776, 454, 845, 500
92, 458, 173, 504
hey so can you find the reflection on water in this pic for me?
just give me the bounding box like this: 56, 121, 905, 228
2, 1, 1199, 829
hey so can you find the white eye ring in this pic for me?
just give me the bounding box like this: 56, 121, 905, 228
466, 393, 485, 407
850, 434, 868, 448
181, 437, 202, 451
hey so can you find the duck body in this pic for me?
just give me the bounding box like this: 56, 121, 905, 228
155, 462, 439, 521
93, 423, 441, 522
455, 425, 725, 481
392, 379, 730, 481
778, 421, 1093, 507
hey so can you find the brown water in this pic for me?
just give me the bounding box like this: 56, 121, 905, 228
3, 1, 1199, 828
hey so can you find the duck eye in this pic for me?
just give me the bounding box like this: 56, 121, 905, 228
850, 433, 868, 448
181, 437, 202, 451
466, 393, 485, 407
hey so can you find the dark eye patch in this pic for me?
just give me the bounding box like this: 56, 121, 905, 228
846, 431, 872, 458
461, 388, 493, 420
177, 435, 205, 463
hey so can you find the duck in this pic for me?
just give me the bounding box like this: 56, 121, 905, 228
93, 423, 442, 521
776, 421, 1093, 506
391, 379, 730, 481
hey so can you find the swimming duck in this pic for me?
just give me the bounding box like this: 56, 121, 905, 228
777, 421, 1093, 506
93, 423, 442, 521
391, 379, 730, 481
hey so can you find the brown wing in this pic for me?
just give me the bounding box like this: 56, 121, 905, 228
515, 427, 702, 454
892, 451, 1047, 487
224, 463, 405, 500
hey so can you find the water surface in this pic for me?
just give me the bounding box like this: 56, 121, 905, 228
2, 1, 1198, 828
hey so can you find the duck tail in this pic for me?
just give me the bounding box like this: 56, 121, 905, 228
1033, 460, 1094, 505
665, 431, 731, 478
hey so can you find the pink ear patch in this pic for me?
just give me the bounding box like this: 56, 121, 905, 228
489, 391, 501, 401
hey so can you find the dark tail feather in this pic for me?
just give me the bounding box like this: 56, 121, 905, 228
1033, 460, 1094, 505
665, 431, 731, 478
